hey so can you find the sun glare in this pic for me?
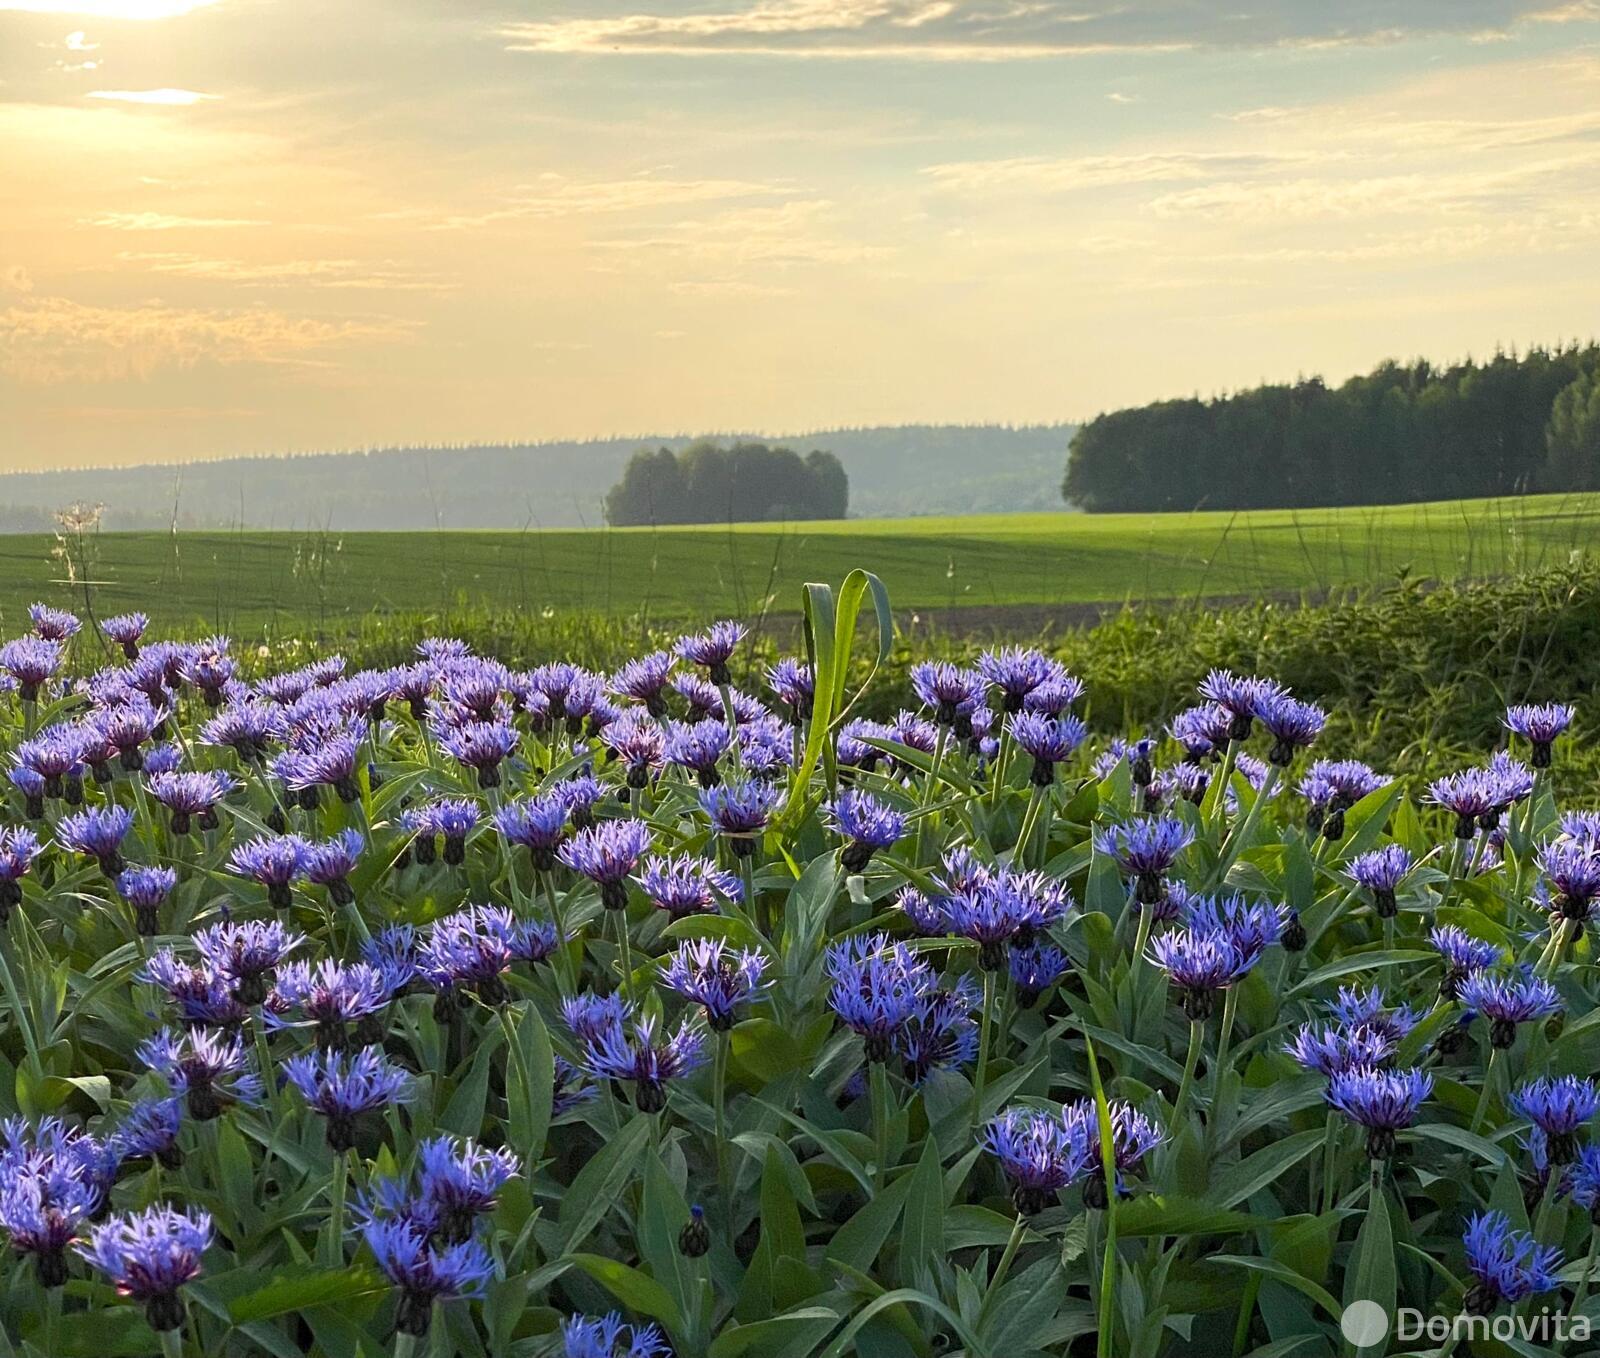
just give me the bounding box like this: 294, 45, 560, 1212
0, 0, 222, 18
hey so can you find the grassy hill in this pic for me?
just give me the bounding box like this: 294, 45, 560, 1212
4, 492, 1596, 637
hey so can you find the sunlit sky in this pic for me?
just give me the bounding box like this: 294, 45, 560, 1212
3, 0, 1599, 470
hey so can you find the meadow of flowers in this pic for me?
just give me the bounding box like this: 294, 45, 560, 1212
0, 582, 1596, 1357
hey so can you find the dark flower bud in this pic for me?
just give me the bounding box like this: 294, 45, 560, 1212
1281, 911, 1307, 953
678, 1205, 710, 1258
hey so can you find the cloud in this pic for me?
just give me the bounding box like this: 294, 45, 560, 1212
922, 150, 1319, 193
595, 199, 890, 269
2, 266, 33, 293
500, 0, 1595, 60
86, 211, 267, 230
114, 252, 453, 291
64, 30, 98, 49
429, 175, 785, 229
87, 88, 215, 105
0, 1, 222, 17
0, 296, 414, 383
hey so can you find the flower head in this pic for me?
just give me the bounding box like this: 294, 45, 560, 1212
559, 819, 653, 909
1348, 844, 1413, 919
1009, 711, 1088, 785
1459, 969, 1561, 1048
28, 604, 80, 642
139, 1027, 262, 1120
611, 650, 676, 716
980, 1106, 1094, 1215
1095, 817, 1194, 905
304, 829, 365, 904
1010, 942, 1071, 1007
363, 1218, 494, 1337
909, 661, 989, 730
147, 770, 235, 834
1462, 1210, 1561, 1313
1, 637, 62, 700
284, 1046, 411, 1150
660, 938, 769, 1030
1512, 1076, 1600, 1164
57, 805, 134, 877
675, 620, 746, 684
1285, 1022, 1394, 1077
101, 612, 149, 658
571, 1003, 707, 1113
824, 790, 905, 871
1430, 925, 1499, 1000
228, 833, 308, 907
634, 853, 743, 920
76, 1206, 212, 1331
1327, 1068, 1432, 1158
116, 864, 177, 936
269, 959, 390, 1046
561, 1312, 670, 1358
825, 933, 935, 1062
112, 1098, 184, 1169
1505, 703, 1574, 767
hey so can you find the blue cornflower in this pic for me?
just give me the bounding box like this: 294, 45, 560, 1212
1250, 691, 1325, 766
559, 819, 654, 910
142, 743, 182, 777
824, 789, 906, 872
1327, 985, 1420, 1045
57, 804, 134, 877
1462, 1210, 1561, 1314
1147, 927, 1256, 1020
553, 1056, 596, 1117
116, 864, 177, 936
146, 770, 235, 834
1327, 1068, 1432, 1158
425, 797, 483, 866
1198, 669, 1283, 742
0, 825, 39, 919
675, 620, 746, 685
896, 979, 979, 1085
1064, 1099, 1165, 1207
765, 656, 815, 721
193, 919, 302, 1006
1010, 942, 1071, 1007
700, 781, 781, 857
304, 829, 365, 905
9, 765, 45, 816
1348, 844, 1413, 919
363, 1217, 494, 1337
228, 833, 308, 907
139, 1027, 262, 1120
1429, 769, 1498, 839
1285, 1022, 1394, 1077
493, 792, 570, 871
438, 720, 518, 789
660, 938, 769, 1031
1, 636, 62, 701
419, 904, 559, 1009
1022, 675, 1087, 717
602, 711, 666, 788
100, 696, 165, 771
835, 717, 892, 771
825, 933, 936, 1062
1095, 817, 1194, 906
575, 1006, 707, 1113
909, 660, 989, 732
280, 730, 363, 804
179, 637, 234, 705
1512, 1076, 1600, 1164
1487, 752, 1534, 819
112, 1098, 184, 1170
1092, 736, 1158, 787
1169, 703, 1232, 762
139, 951, 249, 1027
269, 959, 390, 1048
737, 713, 793, 779
0, 1157, 98, 1286
634, 854, 743, 923
284, 1046, 411, 1150
101, 612, 148, 658
663, 719, 732, 788
980, 1106, 1095, 1215
1009, 711, 1088, 786
27, 604, 79, 641
412, 1136, 520, 1240
1569, 1145, 1600, 1224
1505, 703, 1574, 768
562, 1312, 670, 1358
1430, 925, 1500, 1000
76, 1205, 213, 1331
1537, 839, 1600, 923
556, 775, 606, 828
897, 886, 948, 936
978, 647, 1065, 714
16, 728, 87, 799
611, 650, 676, 717
1298, 759, 1387, 839
561, 991, 632, 1044
1458, 969, 1561, 1048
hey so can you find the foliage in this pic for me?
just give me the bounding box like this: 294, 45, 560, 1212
0, 576, 1599, 1356
604, 440, 848, 526
1064, 342, 1600, 512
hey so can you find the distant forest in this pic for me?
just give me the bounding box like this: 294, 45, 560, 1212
605, 440, 847, 525
0, 424, 1073, 532
1063, 343, 1600, 512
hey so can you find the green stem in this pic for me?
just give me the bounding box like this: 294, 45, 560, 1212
392, 1334, 418, 1358
1170, 1021, 1204, 1133
1207, 738, 1240, 831
1130, 899, 1155, 969
714, 1034, 731, 1237
1211, 766, 1280, 888
987, 727, 1014, 813
973, 969, 997, 1119
914, 725, 950, 864
539, 873, 572, 990
43, 1283, 62, 1357
1318, 1111, 1338, 1215
159, 1327, 186, 1358
1571, 1225, 1600, 1324
324, 1151, 348, 1267
1470, 1048, 1500, 1134
977, 1213, 1027, 1330
1212, 988, 1239, 1097
870, 1061, 892, 1190
1013, 785, 1045, 868
614, 905, 636, 1003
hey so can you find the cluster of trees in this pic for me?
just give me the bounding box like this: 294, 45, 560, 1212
604, 439, 848, 526
1063, 344, 1600, 512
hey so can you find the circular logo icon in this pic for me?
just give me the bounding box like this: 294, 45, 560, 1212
1340, 1299, 1390, 1348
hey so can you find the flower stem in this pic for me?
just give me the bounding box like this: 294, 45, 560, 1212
713, 1033, 732, 1237
614, 906, 636, 1003
1572, 1225, 1600, 1321
1170, 1020, 1204, 1133
870, 1061, 893, 1191
1211, 766, 1280, 888
1130, 900, 1154, 969
977, 1213, 1027, 1331
1013, 785, 1046, 869
914, 725, 950, 865
323, 1150, 348, 1267
159, 1327, 186, 1358
1470, 1048, 1500, 1134
973, 969, 997, 1119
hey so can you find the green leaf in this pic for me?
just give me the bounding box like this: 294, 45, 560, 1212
898, 1136, 945, 1288
571, 1253, 686, 1335
28, 1310, 158, 1357
1206, 1128, 1325, 1209
1285, 950, 1434, 999
1115, 1194, 1262, 1239
557, 1115, 650, 1253
1206, 1255, 1344, 1323
762, 1143, 807, 1263
708, 1306, 843, 1358
1343, 1192, 1394, 1358
226, 1264, 389, 1324
506, 1001, 554, 1161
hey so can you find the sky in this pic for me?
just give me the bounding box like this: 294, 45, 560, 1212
2, 0, 1599, 470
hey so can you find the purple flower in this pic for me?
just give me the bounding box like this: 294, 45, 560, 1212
280, 730, 363, 804
0, 825, 41, 920
1429, 769, 1498, 839
1430, 925, 1499, 1000
1250, 691, 1325, 765
1462, 1210, 1561, 1313
1512, 1076, 1599, 1164
57, 804, 134, 877
909, 661, 989, 732
76, 1205, 212, 1331
1009, 712, 1088, 786
1, 637, 62, 700
602, 711, 666, 787
559, 819, 653, 910
664, 719, 732, 788
562, 1313, 669, 1358
1198, 669, 1283, 741
1505, 703, 1574, 768
633, 853, 742, 920
824, 790, 906, 872
980, 1106, 1094, 1215
179, 637, 234, 705
1285, 1022, 1394, 1077
1148, 927, 1256, 1021
1328, 1068, 1432, 1158
112, 1098, 184, 1169
147, 769, 235, 834
303, 829, 365, 905
139, 952, 248, 1027
765, 657, 815, 720
836, 717, 892, 771
1348, 843, 1413, 919
270, 959, 390, 1047
139, 1027, 262, 1121
660, 938, 769, 1030
194, 919, 303, 1006
228, 833, 308, 907
611, 650, 676, 717
284, 1046, 411, 1150
700, 781, 780, 856
895, 979, 979, 1085
0, 1154, 99, 1287
1458, 969, 1561, 1048
978, 647, 1067, 714
1094, 817, 1193, 906
116, 864, 176, 936
825, 933, 935, 1062
896, 886, 948, 936
1170, 703, 1232, 762
363, 1218, 494, 1337
28, 605, 80, 642
1010, 942, 1071, 1007
101, 612, 148, 658
1537, 839, 1600, 923
573, 1002, 706, 1113
1063, 1099, 1164, 1206
493, 792, 570, 871
419, 904, 559, 1008
675, 620, 746, 684
438, 720, 518, 788
1327, 985, 1419, 1045
363, 1135, 521, 1243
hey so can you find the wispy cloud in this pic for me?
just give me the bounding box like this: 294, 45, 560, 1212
923, 150, 1320, 193
1, 0, 221, 16
0, 295, 414, 384
429, 174, 785, 229
87, 88, 215, 105
114, 252, 453, 291
501, 0, 1595, 60
86, 211, 267, 230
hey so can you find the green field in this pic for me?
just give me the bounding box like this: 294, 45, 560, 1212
4, 492, 1599, 633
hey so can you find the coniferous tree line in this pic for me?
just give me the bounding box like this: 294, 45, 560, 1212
604, 439, 848, 526
1063, 343, 1600, 512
